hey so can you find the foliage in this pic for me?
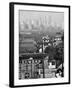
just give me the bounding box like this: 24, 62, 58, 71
54, 42, 64, 63
44, 46, 55, 61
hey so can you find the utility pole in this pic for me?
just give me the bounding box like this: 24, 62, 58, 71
42, 37, 45, 78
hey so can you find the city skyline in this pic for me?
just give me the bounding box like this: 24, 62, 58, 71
19, 10, 64, 30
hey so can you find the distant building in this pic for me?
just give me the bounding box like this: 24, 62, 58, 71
54, 34, 62, 41
42, 35, 50, 43
42, 35, 51, 52
53, 33, 62, 46
19, 38, 37, 53
21, 38, 36, 45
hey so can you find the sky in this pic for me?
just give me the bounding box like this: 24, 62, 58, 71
19, 10, 64, 29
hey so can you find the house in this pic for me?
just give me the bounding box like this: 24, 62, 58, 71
42, 35, 50, 43
48, 60, 56, 69
53, 33, 62, 46
42, 35, 51, 52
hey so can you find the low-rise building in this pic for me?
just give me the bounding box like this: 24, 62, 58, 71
53, 33, 62, 46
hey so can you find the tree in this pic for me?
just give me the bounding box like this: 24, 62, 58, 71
54, 42, 64, 68
45, 46, 55, 54
44, 46, 55, 61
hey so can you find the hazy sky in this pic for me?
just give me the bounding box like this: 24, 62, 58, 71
19, 10, 64, 29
